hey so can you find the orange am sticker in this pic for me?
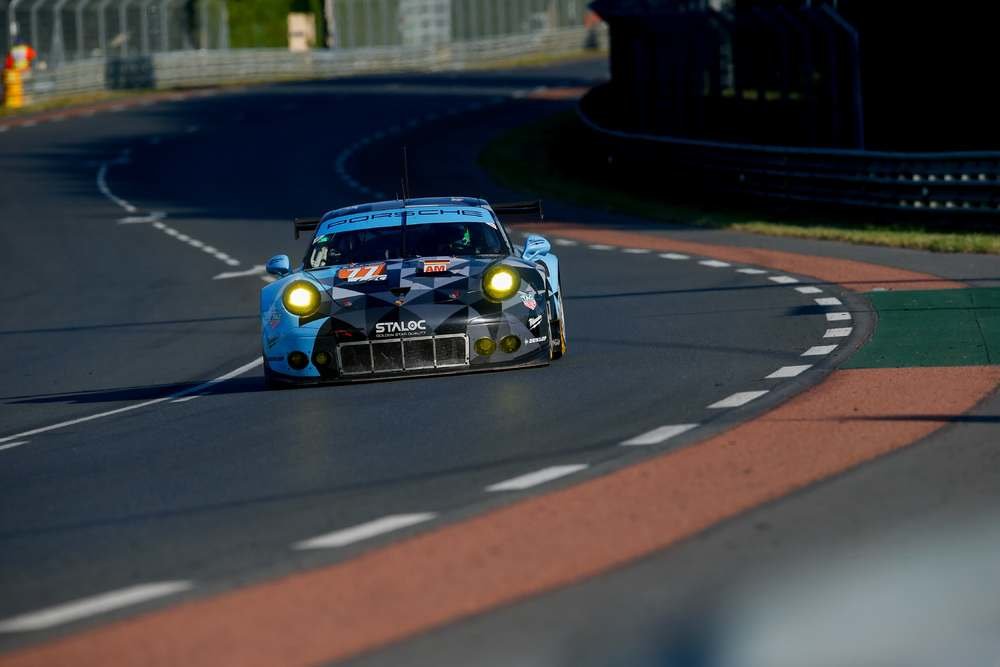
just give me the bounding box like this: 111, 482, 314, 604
422, 260, 449, 273
337, 263, 387, 282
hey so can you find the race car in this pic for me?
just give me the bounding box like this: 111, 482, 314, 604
260, 197, 566, 386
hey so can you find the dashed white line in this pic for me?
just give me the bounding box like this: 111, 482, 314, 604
294, 514, 437, 550
814, 297, 843, 306
0, 358, 262, 445
708, 391, 769, 409
802, 345, 838, 356
553, 238, 578, 246
824, 327, 853, 338
659, 253, 689, 260
736, 268, 767, 275
486, 464, 588, 492
621, 424, 699, 446
795, 286, 824, 294
0, 582, 192, 633
826, 312, 852, 322
768, 275, 799, 284
0, 441, 28, 452
622, 248, 651, 254
588, 244, 615, 251
699, 259, 731, 268
766, 365, 812, 379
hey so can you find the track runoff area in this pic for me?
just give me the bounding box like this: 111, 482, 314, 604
0, 62, 998, 666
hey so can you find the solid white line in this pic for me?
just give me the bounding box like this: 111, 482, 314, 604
765, 365, 812, 379
96, 160, 138, 213
622, 248, 651, 254
708, 391, 769, 409
0, 582, 192, 633
814, 297, 843, 306
736, 268, 767, 275
795, 286, 823, 294
802, 345, 838, 356
0, 358, 262, 445
588, 244, 615, 251
170, 394, 203, 404
486, 464, 588, 492
213, 266, 267, 280
768, 275, 799, 284
824, 327, 853, 338
826, 312, 852, 322
699, 259, 730, 268
0, 441, 28, 452
294, 513, 437, 550
621, 424, 698, 446
659, 253, 689, 260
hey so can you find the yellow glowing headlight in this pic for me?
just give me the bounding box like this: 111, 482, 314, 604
482, 266, 520, 301
282, 281, 321, 317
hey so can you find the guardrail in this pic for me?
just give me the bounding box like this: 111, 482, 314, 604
15, 27, 604, 105
579, 84, 1000, 216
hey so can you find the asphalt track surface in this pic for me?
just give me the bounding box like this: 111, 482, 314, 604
1, 59, 998, 664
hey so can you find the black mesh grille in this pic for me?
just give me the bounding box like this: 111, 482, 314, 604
435, 336, 467, 367
339, 344, 371, 375
372, 341, 404, 373
403, 338, 435, 370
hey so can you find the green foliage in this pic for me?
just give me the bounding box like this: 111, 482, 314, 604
227, 0, 326, 48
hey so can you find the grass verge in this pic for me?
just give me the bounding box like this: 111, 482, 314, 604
479, 110, 1000, 254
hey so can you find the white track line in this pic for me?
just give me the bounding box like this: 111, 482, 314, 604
699, 259, 730, 268
0, 441, 28, 452
486, 464, 588, 492
659, 253, 689, 260
794, 286, 823, 294
765, 365, 812, 379
826, 312, 852, 322
708, 391, 769, 409
621, 424, 698, 446
588, 244, 615, 251
814, 297, 843, 306
622, 248, 651, 254
0, 359, 262, 445
736, 268, 767, 275
802, 345, 838, 356
553, 238, 578, 246
96, 156, 137, 213
768, 275, 799, 284
294, 513, 437, 550
824, 327, 853, 338
0, 582, 192, 633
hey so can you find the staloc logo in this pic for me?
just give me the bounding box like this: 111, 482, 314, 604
375, 320, 427, 337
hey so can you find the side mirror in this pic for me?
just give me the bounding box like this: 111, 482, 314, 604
522, 234, 551, 262
266, 254, 291, 277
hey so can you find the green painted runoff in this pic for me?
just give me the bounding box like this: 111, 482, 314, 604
845, 288, 1000, 368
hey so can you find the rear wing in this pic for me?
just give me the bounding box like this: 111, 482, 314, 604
293, 217, 321, 240
491, 200, 544, 222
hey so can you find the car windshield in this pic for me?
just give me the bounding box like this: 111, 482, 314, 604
305, 221, 507, 269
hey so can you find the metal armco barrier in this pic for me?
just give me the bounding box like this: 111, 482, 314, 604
14, 27, 603, 103
579, 84, 1000, 215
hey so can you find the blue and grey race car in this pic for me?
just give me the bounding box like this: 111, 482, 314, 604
260, 197, 566, 386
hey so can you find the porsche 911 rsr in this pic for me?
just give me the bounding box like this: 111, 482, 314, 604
260, 197, 566, 386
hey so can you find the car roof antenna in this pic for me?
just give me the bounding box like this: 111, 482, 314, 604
401, 145, 411, 205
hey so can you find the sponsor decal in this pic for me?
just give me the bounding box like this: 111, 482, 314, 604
326, 208, 485, 228
375, 319, 427, 337
528, 315, 543, 331
266, 336, 280, 349
267, 307, 282, 329
337, 263, 387, 283
525, 336, 547, 345
521, 294, 538, 311
422, 260, 450, 273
